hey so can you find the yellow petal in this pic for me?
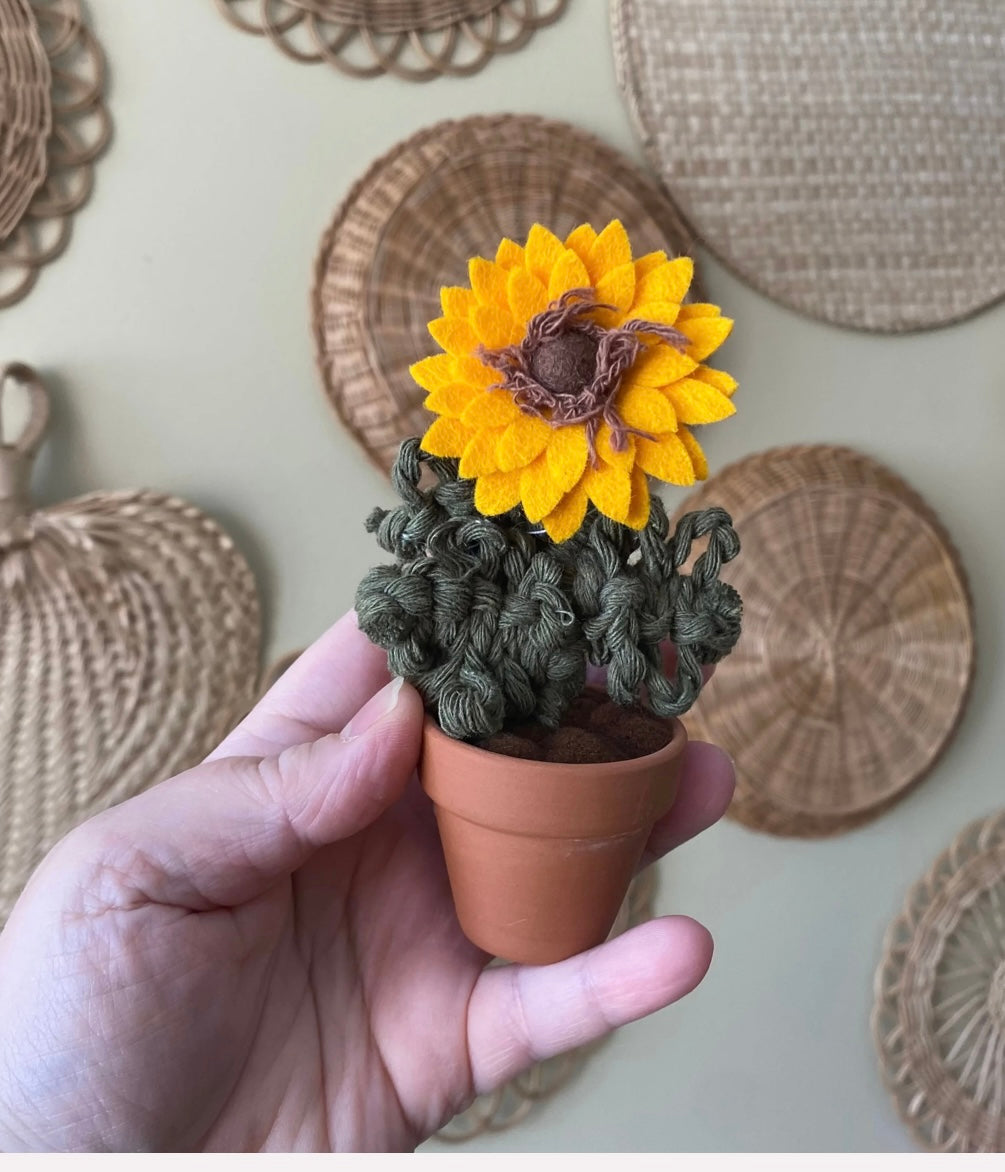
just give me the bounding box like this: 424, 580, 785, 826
410, 353, 457, 391
675, 302, 720, 320
694, 364, 739, 398
548, 248, 591, 301
462, 390, 522, 429
634, 257, 694, 307
459, 429, 503, 477
635, 432, 696, 485
454, 355, 498, 388
634, 249, 667, 278
678, 426, 708, 479
595, 422, 636, 470
586, 220, 632, 284
440, 285, 476, 317
677, 314, 733, 361
520, 455, 566, 523
428, 316, 479, 356
583, 461, 632, 523
423, 382, 477, 417
497, 415, 552, 471
625, 467, 650, 530
475, 469, 523, 516
472, 305, 520, 349
565, 223, 598, 261
525, 224, 566, 284
663, 378, 736, 424
495, 238, 524, 268
618, 383, 677, 434
468, 257, 509, 306
630, 301, 684, 329
628, 344, 697, 386
507, 267, 549, 322
594, 261, 637, 326
542, 484, 589, 543
545, 424, 589, 492
421, 416, 473, 458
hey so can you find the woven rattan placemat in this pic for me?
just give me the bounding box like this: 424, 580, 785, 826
873, 810, 1005, 1152
0, 364, 261, 921
312, 113, 699, 475
0, 0, 110, 308
215, 0, 568, 81
612, 0, 1005, 332
674, 445, 974, 838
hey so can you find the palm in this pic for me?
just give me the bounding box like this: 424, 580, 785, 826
0, 614, 733, 1152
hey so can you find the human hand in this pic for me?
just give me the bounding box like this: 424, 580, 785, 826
0, 611, 734, 1152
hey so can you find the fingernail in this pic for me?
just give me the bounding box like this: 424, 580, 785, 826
341, 677, 405, 742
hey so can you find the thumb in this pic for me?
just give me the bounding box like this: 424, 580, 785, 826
55, 678, 425, 910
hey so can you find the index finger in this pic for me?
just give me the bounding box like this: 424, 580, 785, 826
207, 610, 391, 761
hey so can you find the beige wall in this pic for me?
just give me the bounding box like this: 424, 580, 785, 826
5, 0, 1003, 1152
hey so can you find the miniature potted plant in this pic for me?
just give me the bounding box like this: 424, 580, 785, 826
356, 220, 741, 965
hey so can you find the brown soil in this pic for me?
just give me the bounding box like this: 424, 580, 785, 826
478, 692, 676, 765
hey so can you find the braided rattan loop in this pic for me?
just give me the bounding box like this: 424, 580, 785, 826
312, 114, 700, 476
0, 0, 51, 240
0, 361, 49, 531
873, 811, 1005, 1152
0, 0, 111, 308
215, 0, 568, 81
674, 445, 974, 838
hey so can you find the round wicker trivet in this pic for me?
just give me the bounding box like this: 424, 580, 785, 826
612, 0, 1005, 332
312, 113, 700, 475
0, 363, 262, 921
258, 649, 659, 1141
674, 446, 974, 838
873, 810, 1005, 1152
215, 0, 568, 81
0, 0, 51, 241
0, 0, 110, 308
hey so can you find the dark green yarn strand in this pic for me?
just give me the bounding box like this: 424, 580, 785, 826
356, 439, 742, 741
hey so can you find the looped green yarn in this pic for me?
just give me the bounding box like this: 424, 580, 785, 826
356, 439, 742, 741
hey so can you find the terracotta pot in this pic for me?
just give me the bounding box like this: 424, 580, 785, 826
420, 711, 687, 966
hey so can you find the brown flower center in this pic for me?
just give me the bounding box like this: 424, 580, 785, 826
528, 332, 599, 398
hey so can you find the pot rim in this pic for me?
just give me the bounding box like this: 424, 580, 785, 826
422, 710, 688, 776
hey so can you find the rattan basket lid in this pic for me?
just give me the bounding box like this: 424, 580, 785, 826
312, 113, 700, 475
873, 810, 1005, 1151
0, 364, 262, 920
0, 0, 110, 308
674, 445, 974, 838
612, 0, 1005, 332
214, 0, 568, 81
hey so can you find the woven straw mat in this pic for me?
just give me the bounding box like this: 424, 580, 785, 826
312, 113, 699, 475
258, 648, 658, 1142
612, 0, 1005, 332
674, 445, 974, 838
214, 0, 568, 81
0, 0, 110, 308
0, 363, 261, 922
874, 810, 1005, 1151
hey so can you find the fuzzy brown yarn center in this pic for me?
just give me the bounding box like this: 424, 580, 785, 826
528, 331, 599, 398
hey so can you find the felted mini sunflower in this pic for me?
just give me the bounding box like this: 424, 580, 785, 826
412, 221, 736, 542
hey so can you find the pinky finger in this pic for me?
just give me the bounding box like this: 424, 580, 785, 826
466, 916, 713, 1095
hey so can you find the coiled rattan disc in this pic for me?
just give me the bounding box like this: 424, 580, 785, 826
873, 810, 1005, 1152
0, 0, 51, 241
312, 113, 699, 475
215, 0, 568, 81
0, 0, 111, 308
612, 0, 1005, 332
674, 446, 974, 838
0, 364, 261, 921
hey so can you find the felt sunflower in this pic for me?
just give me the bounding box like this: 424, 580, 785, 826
413, 220, 736, 542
